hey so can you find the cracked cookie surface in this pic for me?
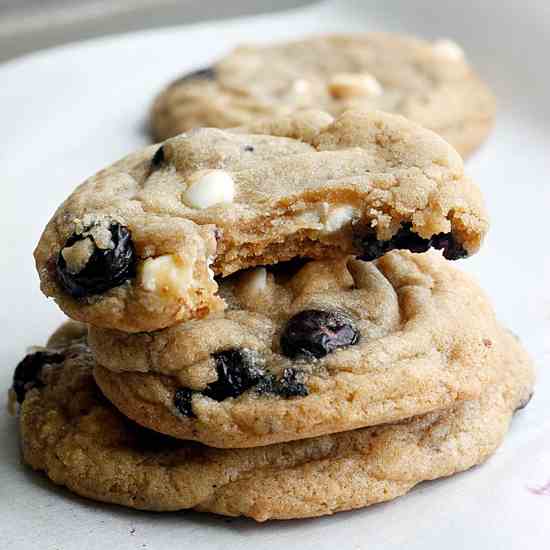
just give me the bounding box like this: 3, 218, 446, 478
35, 110, 488, 333
150, 33, 496, 158
91, 251, 508, 448
15, 319, 534, 520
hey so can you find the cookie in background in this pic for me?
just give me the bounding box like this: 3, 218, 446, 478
150, 33, 496, 158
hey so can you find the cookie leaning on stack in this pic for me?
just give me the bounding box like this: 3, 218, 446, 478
34, 110, 487, 333
11, 109, 533, 521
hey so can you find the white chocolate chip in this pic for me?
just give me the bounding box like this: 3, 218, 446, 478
285, 78, 314, 106
291, 79, 311, 95
432, 39, 464, 61
245, 267, 267, 293
138, 254, 193, 297
182, 169, 235, 209
328, 73, 383, 99
61, 238, 95, 274
320, 203, 358, 233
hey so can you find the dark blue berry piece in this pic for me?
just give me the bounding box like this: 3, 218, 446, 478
280, 309, 360, 360
431, 232, 468, 260
253, 369, 309, 398
359, 236, 391, 261
390, 225, 432, 254
151, 145, 165, 169
56, 223, 137, 298
514, 392, 534, 413
276, 368, 309, 398
355, 222, 467, 261
174, 388, 195, 417
173, 67, 216, 86
244, 145, 255, 152
203, 349, 265, 401
12, 351, 64, 403
253, 374, 277, 395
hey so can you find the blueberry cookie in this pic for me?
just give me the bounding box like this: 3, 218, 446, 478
89, 251, 507, 448
14, 320, 534, 521
35, 110, 488, 333
150, 34, 496, 158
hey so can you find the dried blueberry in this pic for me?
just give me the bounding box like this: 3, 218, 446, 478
359, 237, 391, 262
253, 374, 277, 395
12, 351, 64, 403
280, 309, 360, 360
355, 222, 467, 261
390, 225, 433, 254
151, 145, 165, 169
174, 388, 195, 417
431, 232, 468, 260
276, 368, 309, 398
203, 349, 265, 401
56, 223, 137, 298
173, 67, 216, 86
254, 369, 309, 398
514, 392, 534, 413
244, 145, 255, 152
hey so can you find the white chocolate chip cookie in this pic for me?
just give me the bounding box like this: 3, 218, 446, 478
150, 33, 496, 158
34, 110, 488, 333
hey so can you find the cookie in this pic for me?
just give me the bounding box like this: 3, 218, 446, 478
90, 251, 507, 448
35, 110, 488, 333
150, 34, 496, 158
15, 320, 534, 521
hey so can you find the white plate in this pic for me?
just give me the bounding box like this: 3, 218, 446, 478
1, 1, 549, 548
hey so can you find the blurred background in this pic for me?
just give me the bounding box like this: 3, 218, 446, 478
0, 0, 313, 62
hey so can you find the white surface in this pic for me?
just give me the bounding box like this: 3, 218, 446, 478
1, 1, 549, 548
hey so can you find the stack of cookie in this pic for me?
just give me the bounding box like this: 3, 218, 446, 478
12, 34, 534, 522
